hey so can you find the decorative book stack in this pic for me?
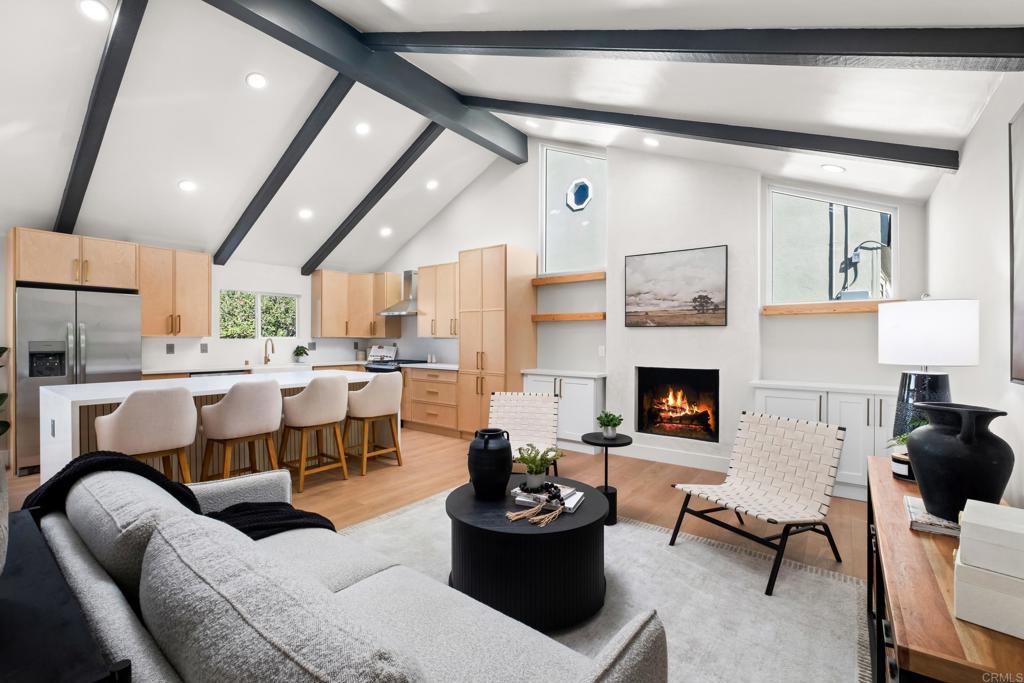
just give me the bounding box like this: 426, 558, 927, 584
512, 484, 586, 514
954, 500, 1024, 639
903, 496, 960, 537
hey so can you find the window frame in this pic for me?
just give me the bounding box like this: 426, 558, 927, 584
218, 289, 299, 340
764, 182, 901, 306
537, 142, 608, 276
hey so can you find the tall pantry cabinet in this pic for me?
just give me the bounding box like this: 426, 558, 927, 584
456, 244, 537, 437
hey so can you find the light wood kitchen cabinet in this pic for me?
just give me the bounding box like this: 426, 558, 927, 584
417, 265, 437, 337
371, 272, 401, 338
312, 269, 402, 338
311, 270, 349, 337
457, 244, 536, 436
404, 367, 459, 433
416, 262, 458, 338
347, 273, 374, 338
139, 246, 211, 337
12, 227, 137, 289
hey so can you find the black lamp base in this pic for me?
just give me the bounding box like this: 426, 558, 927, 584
892, 371, 951, 439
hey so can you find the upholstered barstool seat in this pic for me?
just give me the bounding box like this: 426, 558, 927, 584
280, 375, 349, 492
95, 387, 197, 483
344, 372, 403, 476
200, 379, 282, 481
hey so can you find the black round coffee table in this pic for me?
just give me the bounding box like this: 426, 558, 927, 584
446, 474, 608, 631
581, 432, 633, 526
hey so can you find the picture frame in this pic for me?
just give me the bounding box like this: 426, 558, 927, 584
624, 245, 728, 327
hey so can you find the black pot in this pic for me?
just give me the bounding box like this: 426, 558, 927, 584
468, 428, 513, 500
906, 402, 1015, 522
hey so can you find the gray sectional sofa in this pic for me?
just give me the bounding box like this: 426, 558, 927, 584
38, 469, 668, 682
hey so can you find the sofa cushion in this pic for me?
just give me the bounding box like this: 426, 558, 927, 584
331, 566, 593, 683
257, 528, 396, 592
66, 471, 193, 598
40, 513, 183, 683
140, 515, 424, 683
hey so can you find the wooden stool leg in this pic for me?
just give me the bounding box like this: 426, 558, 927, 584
222, 442, 234, 480
333, 422, 349, 479
279, 426, 290, 465
298, 429, 308, 493
242, 441, 256, 474
316, 429, 325, 459
161, 455, 174, 479
201, 440, 214, 482
389, 414, 402, 466
265, 433, 279, 470
341, 418, 351, 458
177, 448, 192, 484
361, 419, 370, 476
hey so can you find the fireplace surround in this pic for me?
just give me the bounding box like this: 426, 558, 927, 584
636, 367, 719, 443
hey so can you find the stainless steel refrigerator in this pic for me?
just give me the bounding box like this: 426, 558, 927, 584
15, 287, 141, 475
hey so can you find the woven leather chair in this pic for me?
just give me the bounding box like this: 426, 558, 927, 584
488, 392, 560, 476
669, 411, 846, 595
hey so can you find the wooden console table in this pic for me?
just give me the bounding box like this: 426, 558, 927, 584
867, 457, 1024, 682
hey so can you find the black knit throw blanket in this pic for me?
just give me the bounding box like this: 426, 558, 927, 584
22, 451, 334, 540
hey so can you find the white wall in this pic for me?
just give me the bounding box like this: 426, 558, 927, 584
927, 73, 1024, 506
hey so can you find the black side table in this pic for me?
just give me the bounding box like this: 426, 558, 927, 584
581, 432, 633, 526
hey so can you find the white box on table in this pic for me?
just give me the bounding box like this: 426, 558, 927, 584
954, 549, 1024, 640
958, 499, 1024, 581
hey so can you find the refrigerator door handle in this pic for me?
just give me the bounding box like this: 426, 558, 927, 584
78, 322, 87, 383
67, 322, 76, 382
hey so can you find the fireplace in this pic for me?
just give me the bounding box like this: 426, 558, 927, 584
636, 367, 719, 443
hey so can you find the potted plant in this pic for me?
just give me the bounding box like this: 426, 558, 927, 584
597, 411, 623, 439
292, 345, 309, 363
514, 444, 562, 490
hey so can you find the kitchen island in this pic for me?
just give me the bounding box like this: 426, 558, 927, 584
38, 369, 385, 483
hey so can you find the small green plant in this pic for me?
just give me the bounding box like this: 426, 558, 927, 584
889, 416, 928, 448
292, 345, 309, 358
596, 411, 623, 428
514, 444, 562, 475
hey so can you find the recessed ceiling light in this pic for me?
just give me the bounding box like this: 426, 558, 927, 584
525, 120, 540, 129
821, 163, 846, 174
177, 179, 198, 193
643, 136, 660, 148
79, 0, 110, 21
355, 122, 371, 136
245, 72, 268, 89
298, 208, 314, 220
379, 226, 393, 237
425, 179, 439, 191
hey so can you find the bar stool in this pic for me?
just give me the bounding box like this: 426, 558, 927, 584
200, 379, 281, 481
95, 387, 197, 483
344, 371, 404, 476
280, 375, 349, 492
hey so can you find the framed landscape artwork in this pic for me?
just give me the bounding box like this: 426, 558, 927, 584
625, 245, 728, 327
1012, 103, 1024, 382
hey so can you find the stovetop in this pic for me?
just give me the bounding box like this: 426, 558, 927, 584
364, 358, 428, 372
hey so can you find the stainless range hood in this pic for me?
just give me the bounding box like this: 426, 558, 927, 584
379, 270, 418, 317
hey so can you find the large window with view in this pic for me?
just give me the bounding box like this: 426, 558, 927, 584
767, 187, 896, 305
219, 290, 297, 339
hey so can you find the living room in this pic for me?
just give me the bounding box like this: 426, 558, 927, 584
2, 1, 1024, 681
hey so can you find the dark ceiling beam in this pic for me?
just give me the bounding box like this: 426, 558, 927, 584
462, 97, 959, 170
201, 0, 527, 164
301, 122, 445, 276
54, 0, 148, 233
363, 28, 1024, 71
213, 74, 356, 266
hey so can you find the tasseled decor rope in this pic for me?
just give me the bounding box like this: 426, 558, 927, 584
506, 502, 545, 522
505, 502, 564, 526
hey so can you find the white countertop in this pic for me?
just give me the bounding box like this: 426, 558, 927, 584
142, 359, 367, 375
402, 363, 459, 371
522, 368, 608, 379
41, 369, 376, 407
750, 379, 898, 395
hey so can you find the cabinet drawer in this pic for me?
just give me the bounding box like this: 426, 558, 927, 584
409, 402, 457, 428
410, 380, 457, 405
315, 365, 364, 371
409, 368, 457, 383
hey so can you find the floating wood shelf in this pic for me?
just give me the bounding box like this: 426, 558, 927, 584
531, 271, 606, 287
531, 312, 607, 322
761, 300, 900, 316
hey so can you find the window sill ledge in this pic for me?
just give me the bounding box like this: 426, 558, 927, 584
761, 300, 900, 316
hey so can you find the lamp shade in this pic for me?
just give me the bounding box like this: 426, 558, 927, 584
878, 299, 979, 367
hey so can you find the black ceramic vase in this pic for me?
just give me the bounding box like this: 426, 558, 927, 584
906, 402, 1015, 522
467, 428, 513, 500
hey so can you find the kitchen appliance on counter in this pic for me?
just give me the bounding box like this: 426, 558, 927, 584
363, 344, 427, 373
15, 287, 141, 475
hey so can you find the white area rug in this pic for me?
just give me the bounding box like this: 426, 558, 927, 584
340, 491, 867, 683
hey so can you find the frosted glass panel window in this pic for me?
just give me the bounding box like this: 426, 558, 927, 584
769, 189, 895, 304
543, 147, 607, 274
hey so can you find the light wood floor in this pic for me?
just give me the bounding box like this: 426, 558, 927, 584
6, 427, 867, 579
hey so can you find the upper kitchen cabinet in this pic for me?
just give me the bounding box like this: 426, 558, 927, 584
11, 227, 137, 289
371, 272, 402, 339
139, 246, 211, 337
312, 270, 350, 338
312, 269, 402, 338
417, 262, 458, 338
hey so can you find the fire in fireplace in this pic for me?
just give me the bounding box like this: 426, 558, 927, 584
636, 367, 719, 443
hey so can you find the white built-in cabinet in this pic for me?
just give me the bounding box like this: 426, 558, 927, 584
753, 381, 897, 500
522, 371, 606, 445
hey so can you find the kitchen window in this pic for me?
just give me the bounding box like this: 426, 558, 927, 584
766, 186, 897, 305
219, 290, 297, 339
